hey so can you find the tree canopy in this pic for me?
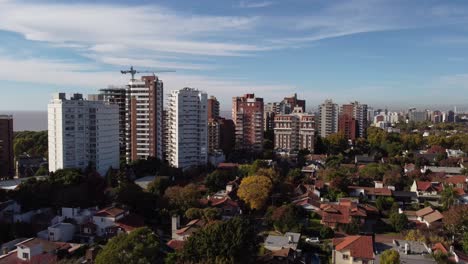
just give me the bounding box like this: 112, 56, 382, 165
380, 250, 400, 264
238, 175, 272, 210
95, 227, 163, 264
177, 217, 258, 264
13, 131, 48, 158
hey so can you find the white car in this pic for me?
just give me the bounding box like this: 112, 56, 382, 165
305, 237, 320, 243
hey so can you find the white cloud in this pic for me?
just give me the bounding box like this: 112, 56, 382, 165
239, 1, 273, 9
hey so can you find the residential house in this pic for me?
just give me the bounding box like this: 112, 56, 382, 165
0, 238, 82, 264
47, 223, 75, 242
415, 207, 443, 227
446, 149, 465, 158
199, 196, 241, 219
91, 206, 143, 238
134, 175, 157, 190
422, 166, 463, 175
264, 232, 301, 252
318, 199, 377, 229
379, 240, 436, 263
354, 155, 375, 165
171, 215, 206, 241
411, 181, 443, 201
332, 235, 375, 264
347, 184, 392, 201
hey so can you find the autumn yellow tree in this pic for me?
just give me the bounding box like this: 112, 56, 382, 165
238, 176, 272, 210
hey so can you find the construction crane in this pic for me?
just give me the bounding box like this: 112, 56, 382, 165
120, 66, 175, 80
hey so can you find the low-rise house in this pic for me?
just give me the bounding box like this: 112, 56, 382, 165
411, 181, 443, 200
134, 175, 157, 190
0, 238, 82, 264
200, 196, 241, 219
47, 223, 75, 242
404, 163, 416, 174
446, 149, 465, 158
416, 207, 443, 227
392, 191, 418, 204
318, 199, 377, 229
56, 207, 97, 225
422, 166, 464, 175
264, 232, 301, 252
171, 215, 206, 241
381, 239, 436, 263
92, 207, 127, 236
348, 186, 392, 201
354, 155, 375, 165
332, 235, 375, 264
292, 197, 321, 212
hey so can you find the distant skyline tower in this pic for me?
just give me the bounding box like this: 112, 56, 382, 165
207, 96, 220, 119
317, 99, 339, 137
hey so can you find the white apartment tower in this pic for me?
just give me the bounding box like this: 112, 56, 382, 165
167, 88, 208, 169
125, 76, 164, 162
318, 99, 339, 137
48, 93, 119, 175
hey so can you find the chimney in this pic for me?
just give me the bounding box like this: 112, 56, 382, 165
404, 243, 410, 255
171, 215, 180, 240
288, 235, 293, 244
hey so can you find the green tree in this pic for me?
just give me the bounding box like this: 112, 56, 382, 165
147, 176, 171, 196
440, 185, 459, 210
238, 175, 272, 210
389, 212, 408, 232
270, 204, 302, 233
95, 227, 163, 264
13, 131, 48, 158
286, 168, 303, 183
204, 169, 235, 192
325, 132, 348, 154
178, 217, 257, 264
164, 184, 201, 213
376, 197, 395, 212
380, 249, 400, 264
319, 226, 334, 239
463, 232, 468, 254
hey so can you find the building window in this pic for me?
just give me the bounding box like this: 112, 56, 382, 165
343, 254, 349, 260
22, 253, 29, 259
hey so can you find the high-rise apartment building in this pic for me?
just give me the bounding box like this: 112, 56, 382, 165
48, 93, 119, 175
339, 101, 368, 139
274, 107, 314, 152
232, 94, 264, 152
281, 93, 306, 114
264, 102, 280, 132
90, 87, 127, 155
167, 88, 208, 169
0, 115, 14, 178
338, 113, 357, 140
207, 96, 220, 119
317, 99, 339, 137
208, 118, 220, 153
125, 76, 164, 162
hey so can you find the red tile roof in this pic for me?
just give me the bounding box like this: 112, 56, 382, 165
444, 176, 467, 185
333, 235, 374, 260
167, 240, 185, 251
416, 181, 443, 192
94, 207, 126, 217
320, 201, 368, 225
432, 243, 448, 254
115, 214, 145, 232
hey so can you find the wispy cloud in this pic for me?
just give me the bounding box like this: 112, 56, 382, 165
239, 1, 273, 9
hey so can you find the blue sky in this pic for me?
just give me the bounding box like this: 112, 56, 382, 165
1, 0, 468, 111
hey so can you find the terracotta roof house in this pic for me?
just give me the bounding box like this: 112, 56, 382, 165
411, 181, 443, 199
166, 240, 185, 251
318, 199, 374, 229
348, 186, 392, 201
171, 216, 206, 241
416, 207, 443, 227
0, 238, 81, 264
332, 235, 375, 264
199, 196, 241, 219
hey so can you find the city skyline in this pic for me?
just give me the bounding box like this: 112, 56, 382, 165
1, 0, 468, 111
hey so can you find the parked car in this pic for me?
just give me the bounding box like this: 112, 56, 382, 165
305, 237, 320, 244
